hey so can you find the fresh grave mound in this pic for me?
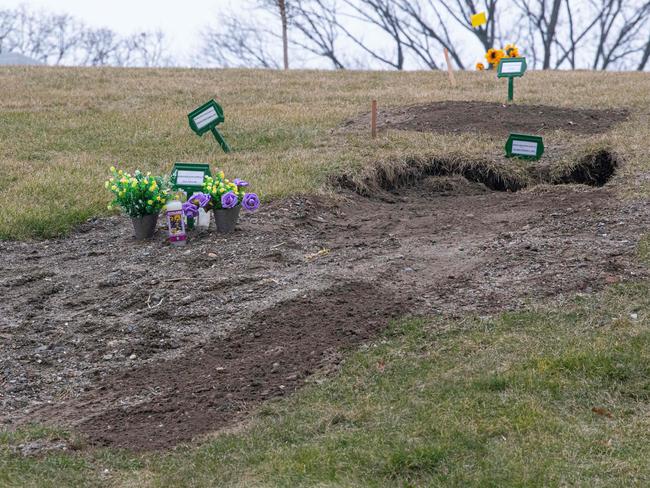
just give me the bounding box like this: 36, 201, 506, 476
74, 282, 408, 451
343, 101, 629, 136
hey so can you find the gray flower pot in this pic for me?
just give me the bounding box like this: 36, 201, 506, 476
131, 213, 159, 240
214, 206, 241, 234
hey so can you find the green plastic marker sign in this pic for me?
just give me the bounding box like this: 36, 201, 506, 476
188, 99, 231, 153
505, 134, 544, 160
497, 57, 527, 102
171, 162, 212, 194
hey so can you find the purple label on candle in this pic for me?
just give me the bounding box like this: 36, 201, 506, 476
166, 209, 186, 242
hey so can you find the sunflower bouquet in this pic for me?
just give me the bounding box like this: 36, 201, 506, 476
105, 166, 170, 217
479, 43, 521, 70
201, 171, 260, 212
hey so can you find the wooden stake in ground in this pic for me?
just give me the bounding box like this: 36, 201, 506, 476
443, 48, 456, 87
371, 100, 378, 139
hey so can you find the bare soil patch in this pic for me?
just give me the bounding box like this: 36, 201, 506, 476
343, 101, 629, 136
2, 181, 649, 450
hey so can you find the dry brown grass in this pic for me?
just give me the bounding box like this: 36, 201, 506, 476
0, 67, 648, 238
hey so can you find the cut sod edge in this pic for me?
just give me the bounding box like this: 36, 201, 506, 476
333, 149, 620, 196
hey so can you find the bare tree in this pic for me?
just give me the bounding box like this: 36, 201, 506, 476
0, 9, 18, 54
589, 0, 650, 70
0, 5, 172, 67
395, 0, 465, 69
338, 0, 406, 70
50, 15, 83, 65
120, 31, 170, 67
256, 0, 292, 69
439, 0, 500, 52
80, 28, 120, 66
513, 0, 563, 69
200, 15, 280, 68
638, 32, 650, 70
291, 0, 348, 69
279, 0, 290, 69
551, 0, 600, 69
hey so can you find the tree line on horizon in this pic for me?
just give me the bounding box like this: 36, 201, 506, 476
2, 1, 650, 71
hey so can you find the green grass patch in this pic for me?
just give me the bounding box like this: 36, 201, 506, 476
3, 281, 650, 486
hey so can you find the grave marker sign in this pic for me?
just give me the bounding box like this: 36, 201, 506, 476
171, 162, 212, 194
497, 57, 527, 102
505, 134, 544, 160
188, 100, 231, 153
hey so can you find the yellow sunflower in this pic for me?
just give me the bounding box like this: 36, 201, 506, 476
486, 48, 505, 67
505, 43, 519, 58
476, 62, 485, 71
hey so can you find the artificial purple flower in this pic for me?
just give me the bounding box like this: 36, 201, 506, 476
182, 202, 199, 219
242, 193, 260, 212
189, 192, 211, 208
221, 191, 239, 209
233, 178, 249, 187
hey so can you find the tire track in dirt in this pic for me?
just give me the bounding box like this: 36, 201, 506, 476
73, 282, 408, 450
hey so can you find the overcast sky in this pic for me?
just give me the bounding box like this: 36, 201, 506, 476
4, 0, 235, 64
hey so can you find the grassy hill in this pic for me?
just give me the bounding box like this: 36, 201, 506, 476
2, 67, 650, 487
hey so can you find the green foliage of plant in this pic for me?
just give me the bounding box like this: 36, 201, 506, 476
105, 167, 170, 218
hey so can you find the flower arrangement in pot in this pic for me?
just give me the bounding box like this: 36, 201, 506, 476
106, 166, 170, 240
201, 171, 260, 233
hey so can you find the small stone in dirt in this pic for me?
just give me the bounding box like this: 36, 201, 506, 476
630, 313, 638, 320
208, 253, 218, 258
129, 354, 137, 360
102, 354, 113, 361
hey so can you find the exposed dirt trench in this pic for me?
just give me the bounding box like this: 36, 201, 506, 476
2, 180, 649, 450
336, 150, 620, 194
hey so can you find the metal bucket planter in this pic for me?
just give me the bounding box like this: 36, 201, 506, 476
131, 213, 159, 240
213, 206, 241, 234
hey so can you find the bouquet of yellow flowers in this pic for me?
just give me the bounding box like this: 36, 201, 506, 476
481, 43, 520, 69
105, 166, 170, 217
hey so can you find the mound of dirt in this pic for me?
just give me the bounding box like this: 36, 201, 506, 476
343, 101, 629, 136
3, 184, 650, 450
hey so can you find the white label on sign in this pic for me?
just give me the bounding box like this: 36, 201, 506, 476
511, 140, 538, 156
501, 62, 523, 74
194, 106, 218, 130
176, 170, 205, 186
